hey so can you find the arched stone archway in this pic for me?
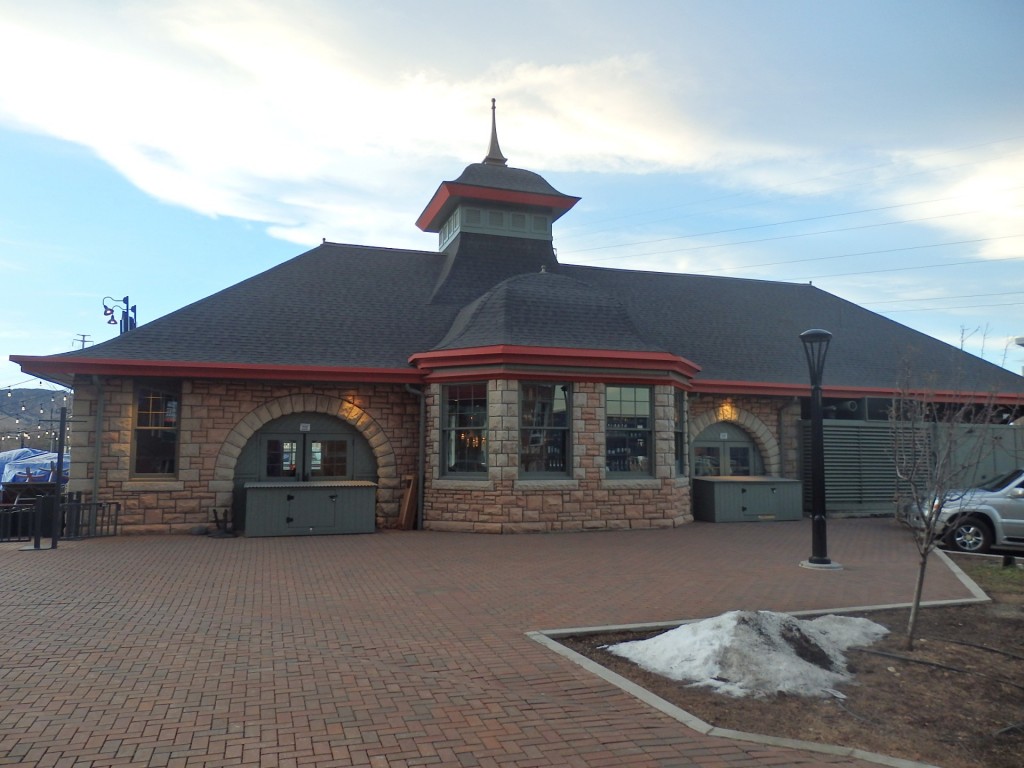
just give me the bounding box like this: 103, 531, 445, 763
207, 393, 402, 520
689, 406, 781, 476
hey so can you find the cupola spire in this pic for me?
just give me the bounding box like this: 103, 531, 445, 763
483, 98, 508, 166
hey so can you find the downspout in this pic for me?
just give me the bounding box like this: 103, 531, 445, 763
91, 375, 105, 503
405, 383, 425, 529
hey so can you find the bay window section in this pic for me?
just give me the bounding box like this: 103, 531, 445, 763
519, 383, 570, 476
442, 383, 488, 476
132, 382, 180, 476
605, 385, 652, 475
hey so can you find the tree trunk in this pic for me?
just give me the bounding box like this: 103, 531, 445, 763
904, 549, 929, 651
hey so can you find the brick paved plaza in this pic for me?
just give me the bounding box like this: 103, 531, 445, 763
1, 519, 977, 767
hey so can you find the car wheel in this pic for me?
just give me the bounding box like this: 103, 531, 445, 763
946, 517, 993, 554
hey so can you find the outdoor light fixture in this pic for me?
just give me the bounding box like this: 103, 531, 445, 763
102, 295, 138, 335
799, 328, 841, 570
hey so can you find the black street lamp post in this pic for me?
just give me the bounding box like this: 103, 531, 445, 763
800, 329, 841, 570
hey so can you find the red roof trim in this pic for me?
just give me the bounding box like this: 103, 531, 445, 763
416, 182, 580, 232
409, 345, 701, 381
9, 356, 422, 384
419, 366, 690, 385
694, 378, 1024, 405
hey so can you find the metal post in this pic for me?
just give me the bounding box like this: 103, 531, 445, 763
50, 407, 67, 549
800, 329, 842, 570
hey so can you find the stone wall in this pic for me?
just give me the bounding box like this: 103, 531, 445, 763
422, 381, 692, 533
66, 376, 795, 536
68, 377, 420, 534
688, 394, 802, 477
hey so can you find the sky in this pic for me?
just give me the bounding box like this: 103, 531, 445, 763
2, 0, 1023, 391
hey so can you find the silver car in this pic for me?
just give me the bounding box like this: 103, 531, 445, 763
935, 468, 1024, 554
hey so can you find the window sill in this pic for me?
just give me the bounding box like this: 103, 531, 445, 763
123, 479, 185, 492
603, 477, 661, 490
434, 478, 494, 491
514, 479, 579, 491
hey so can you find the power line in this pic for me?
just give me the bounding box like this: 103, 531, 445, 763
565, 188, 1023, 255
882, 300, 1024, 314
685, 235, 1023, 275
557, 137, 1024, 243
792, 253, 1024, 281
864, 290, 1024, 306
570, 210, 1023, 263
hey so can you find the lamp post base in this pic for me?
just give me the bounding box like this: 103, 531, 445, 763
800, 559, 844, 570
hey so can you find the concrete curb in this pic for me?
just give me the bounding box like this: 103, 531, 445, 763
528, 551, 990, 768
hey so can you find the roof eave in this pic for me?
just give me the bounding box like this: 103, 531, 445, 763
9, 356, 423, 384
694, 378, 1024, 405
415, 182, 580, 232
409, 344, 701, 384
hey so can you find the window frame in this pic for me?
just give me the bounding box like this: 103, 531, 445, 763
131, 381, 181, 478
441, 382, 489, 478
518, 383, 571, 478
605, 385, 654, 477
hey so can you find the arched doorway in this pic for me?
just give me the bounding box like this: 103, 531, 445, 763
692, 422, 765, 477
232, 412, 377, 533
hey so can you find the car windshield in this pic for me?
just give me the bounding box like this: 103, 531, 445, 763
976, 469, 1024, 492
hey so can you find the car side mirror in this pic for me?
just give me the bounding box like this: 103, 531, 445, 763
1010, 488, 1024, 499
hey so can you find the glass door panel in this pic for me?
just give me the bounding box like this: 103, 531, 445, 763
265, 439, 299, 478
728, 446, 751, 475
310, 439, 348, 479
694, 446, 720, 476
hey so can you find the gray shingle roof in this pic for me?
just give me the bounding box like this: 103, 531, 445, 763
50, 244, 455, 369
433, 270, 661, 352
21, 237, 1024, 396
451, 163, 571, 198
560, 264, 1024, 393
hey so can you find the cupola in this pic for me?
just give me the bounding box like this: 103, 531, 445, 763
416, 99, 580, 251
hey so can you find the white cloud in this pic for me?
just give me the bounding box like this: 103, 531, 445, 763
0, 0, 1021, 349
0, 1, 794, 249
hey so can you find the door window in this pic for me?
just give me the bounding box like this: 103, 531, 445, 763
266, 439, 299, 478
310, 439, 348, 478
262, 435, 351, 481
692, 423, 763, 477
694, 446, 720, 476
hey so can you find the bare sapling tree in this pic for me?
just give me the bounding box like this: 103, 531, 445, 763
890, 360, 1002, 651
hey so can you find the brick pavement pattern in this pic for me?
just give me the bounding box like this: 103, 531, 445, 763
0, 519, 976, 767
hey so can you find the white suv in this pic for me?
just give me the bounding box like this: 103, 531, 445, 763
935, 469, 1024, 554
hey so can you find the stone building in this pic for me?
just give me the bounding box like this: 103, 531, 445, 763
12, 107, 1024, 534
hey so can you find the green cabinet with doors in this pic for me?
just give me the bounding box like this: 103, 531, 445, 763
244, 480, 377, 536
692, 477, 802, 522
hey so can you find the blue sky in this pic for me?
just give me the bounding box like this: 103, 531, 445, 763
2, 0, 1023, 390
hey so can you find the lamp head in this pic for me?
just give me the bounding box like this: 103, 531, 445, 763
800, 328, 833, 383
800, 329, 833, 346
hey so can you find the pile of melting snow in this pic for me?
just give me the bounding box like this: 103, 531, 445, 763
607, 610, 889, 698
